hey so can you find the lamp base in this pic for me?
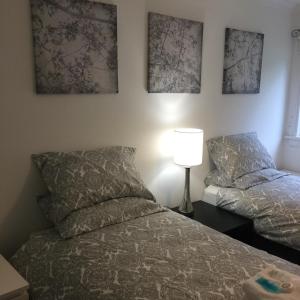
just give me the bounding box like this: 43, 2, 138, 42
178, 168, 194, 215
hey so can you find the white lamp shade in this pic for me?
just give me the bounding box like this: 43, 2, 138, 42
173, 128, 204, 167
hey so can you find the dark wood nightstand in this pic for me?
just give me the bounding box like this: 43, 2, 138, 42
171, 201, 300, 265
0, 255, 29, 300
171, 201, 253, 244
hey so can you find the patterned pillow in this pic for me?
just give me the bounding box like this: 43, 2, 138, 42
204, 169, 233, 187
57, 197, 166, 239
32, 146, 155, 224
233, 169, 289, 190
37, 193, 58, 224
207, 132, 276, 182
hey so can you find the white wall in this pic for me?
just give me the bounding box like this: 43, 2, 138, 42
0, 0, 292, 257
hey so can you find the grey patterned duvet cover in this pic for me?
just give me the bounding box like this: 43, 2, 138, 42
217, 174, 300, 250
11, 198, 300, 300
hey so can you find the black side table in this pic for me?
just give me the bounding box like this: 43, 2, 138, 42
171, 200, 253, 244
172, 201, 300, 265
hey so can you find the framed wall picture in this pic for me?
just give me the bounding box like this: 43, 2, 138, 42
148, 12, 203, 93
222, 28, 264, 94
30, 0, 118, 94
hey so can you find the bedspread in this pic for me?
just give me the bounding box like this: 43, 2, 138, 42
217, 175, 300, 250
11, 199, 300, 300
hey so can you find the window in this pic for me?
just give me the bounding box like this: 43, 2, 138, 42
286, 30, 300, 138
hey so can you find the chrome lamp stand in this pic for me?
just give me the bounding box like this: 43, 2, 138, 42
178, 167, 194, 214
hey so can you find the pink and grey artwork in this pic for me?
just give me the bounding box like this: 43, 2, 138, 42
30, 0, 118, 94
222, 28, 264, 94
148, 12, 203, 93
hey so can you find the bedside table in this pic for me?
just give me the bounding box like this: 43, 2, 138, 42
172, 201, 253, 244
0, 255, 29, 300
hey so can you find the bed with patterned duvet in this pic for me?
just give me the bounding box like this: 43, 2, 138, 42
11, 197, 300, 300
10, 145, 300, 300
205, 132, 300, 251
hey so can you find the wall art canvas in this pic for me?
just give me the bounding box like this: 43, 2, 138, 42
30, 0, 118, 94
148, 12, 203, 93
222, 28, 264, 94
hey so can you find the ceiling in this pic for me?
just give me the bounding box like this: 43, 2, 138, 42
260, 0, 300, 8
269, 0, 300, 7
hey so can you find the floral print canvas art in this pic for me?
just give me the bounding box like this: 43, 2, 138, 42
148, 12, 203, 93
30, 0, 118, 94
222, 28, 264, 94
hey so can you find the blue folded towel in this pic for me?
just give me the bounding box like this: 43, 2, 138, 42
243, 265, 300, 300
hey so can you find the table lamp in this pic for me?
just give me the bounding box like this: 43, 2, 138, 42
173, 128, 204, 214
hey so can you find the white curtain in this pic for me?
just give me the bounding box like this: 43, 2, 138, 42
285, 37, 300, 137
